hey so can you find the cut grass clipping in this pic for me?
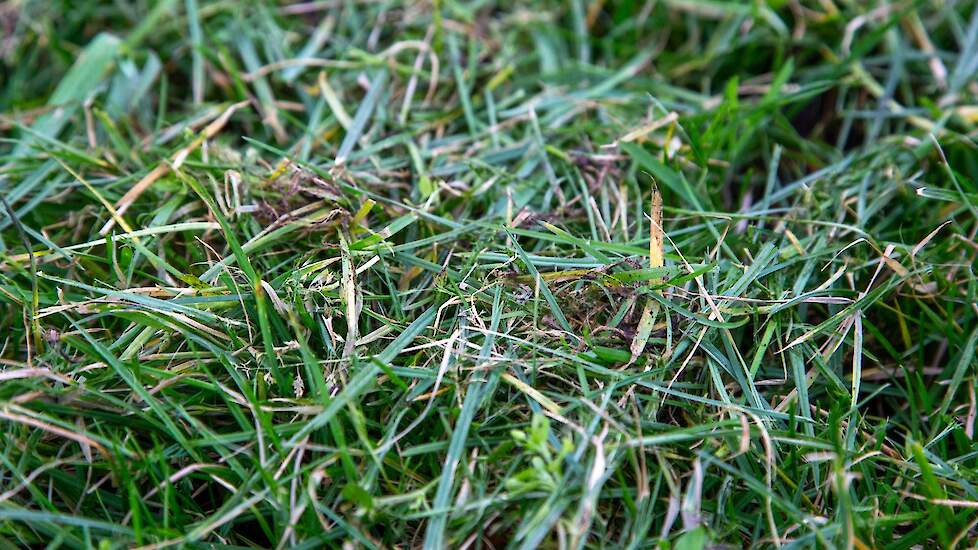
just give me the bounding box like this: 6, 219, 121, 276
2, 1, 978, 548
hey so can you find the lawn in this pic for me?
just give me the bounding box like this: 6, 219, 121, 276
2, 0, 978, 547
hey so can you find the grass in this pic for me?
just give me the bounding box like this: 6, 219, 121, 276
1, 0, 978, 547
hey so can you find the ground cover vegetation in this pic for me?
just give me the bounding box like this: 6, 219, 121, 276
2, 0, 978, 547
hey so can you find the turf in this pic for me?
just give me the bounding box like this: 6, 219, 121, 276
1, 0, 978, 548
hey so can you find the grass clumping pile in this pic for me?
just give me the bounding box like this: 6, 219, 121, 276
3, 1, 978, 547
